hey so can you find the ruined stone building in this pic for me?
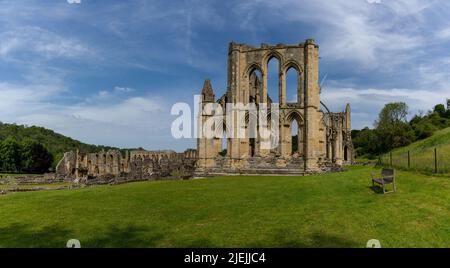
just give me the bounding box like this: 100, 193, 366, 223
55, 40, 353, 183
196, 39, 353, 175
56, 149, 197, 184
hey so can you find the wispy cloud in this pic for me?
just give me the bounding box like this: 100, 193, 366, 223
0, 26, 89, 59
0, 75, 180, 149
0, 0, 449, 150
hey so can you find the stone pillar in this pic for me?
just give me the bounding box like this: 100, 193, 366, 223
298, 72, 304, 106
303, 39, 321, 172
280, 71, 286, 106
280, 120, 289, 157
335, 129, 343, 165
261, 71, 268, 104
298, 125, 304, 156
345, 103, 351, 131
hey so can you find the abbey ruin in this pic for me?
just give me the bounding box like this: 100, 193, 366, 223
55, 40, 353, 184
196, 39, 353, 175
56, 149, 197, 184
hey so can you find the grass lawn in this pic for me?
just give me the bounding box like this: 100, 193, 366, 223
0, 165, 449, 248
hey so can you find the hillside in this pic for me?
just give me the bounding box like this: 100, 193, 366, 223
390, 127, 450, 153
381, 127, 450, 173
0, 122, 118, 168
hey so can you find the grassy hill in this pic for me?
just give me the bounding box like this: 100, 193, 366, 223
0, 122, 118, 168
0, 165, 449, 247
381, 127, 450, 174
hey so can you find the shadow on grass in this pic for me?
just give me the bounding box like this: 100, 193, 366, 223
85, 225, 165, 248
0, 223, 165, 248
0, 224, 361, 248
247, 229, 361, 248
0, 223, 73, 248
369, 186, 385, 194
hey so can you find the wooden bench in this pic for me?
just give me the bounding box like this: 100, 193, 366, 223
371, 168, 396, 194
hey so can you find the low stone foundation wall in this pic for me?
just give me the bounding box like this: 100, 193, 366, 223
56, 149, 198, 185
195, 156, 305, 176
195, 156, 344, 177
0, 173, 65, 185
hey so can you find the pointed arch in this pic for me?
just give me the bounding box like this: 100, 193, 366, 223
244, 63, 263, 78
291, 118, 299, 155
286, 110, 304, 124
267, 56, 280, 104
261, 50, 284, 105
248, 69, 262, 104
262, 50, 284, 66
213, 119, 231, 157
284, 110, 304, 156
285, 67, 300, 104
282, 60, 303, 73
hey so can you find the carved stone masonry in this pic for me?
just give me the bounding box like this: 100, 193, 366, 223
196, 40, 354, 176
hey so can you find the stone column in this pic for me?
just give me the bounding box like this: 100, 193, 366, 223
335, 128, 343, 166
303, 39, 321, 172
261, 71, 268, 104
280, 71, 286, 106
280, 120, 290, 157
298, 72, 304, 106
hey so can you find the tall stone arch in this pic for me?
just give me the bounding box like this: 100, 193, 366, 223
196, 39, 352, 175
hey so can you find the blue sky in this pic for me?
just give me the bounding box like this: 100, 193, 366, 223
0, 0, 450, 151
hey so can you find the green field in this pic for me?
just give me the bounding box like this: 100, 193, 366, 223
1, 165, 449, 248
381, 127, 450, 174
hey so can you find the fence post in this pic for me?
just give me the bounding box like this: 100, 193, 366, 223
435, 147, 438, 174
390, 152, 392, 167
408, 151, 410, 169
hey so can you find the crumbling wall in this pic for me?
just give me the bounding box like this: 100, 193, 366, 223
56, 149, 198, 184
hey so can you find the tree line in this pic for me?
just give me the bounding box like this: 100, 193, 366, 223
0, 137, 53, 173
0, 122, 121, 171
352, 99, 450, 159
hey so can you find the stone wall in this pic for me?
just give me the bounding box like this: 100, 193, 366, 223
196, 40, 354, 176
56, 149, 198, 184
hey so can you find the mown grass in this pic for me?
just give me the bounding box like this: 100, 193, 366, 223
381, 127, 450, 174
0, 165, 449, 248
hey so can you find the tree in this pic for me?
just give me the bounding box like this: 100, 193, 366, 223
434, 104, 446, 117
21, 139, 53, 173
375, 102, 415, 152
412, 118, 437, 139
352, 127, 380, 158
0, 136, 22, 172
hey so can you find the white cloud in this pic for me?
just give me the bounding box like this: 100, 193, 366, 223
0, 26, 89, 59
322, 86, 448, 129
114, 86, 135, 93
0, 70, 185, 150
236, 0, 439, 69
436, 27, 450, 41
1, 0, 450, 147
11, 91, 180, 149
67, 0, 81, 4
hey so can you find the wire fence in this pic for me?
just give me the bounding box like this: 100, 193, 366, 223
379, 147, 450, 175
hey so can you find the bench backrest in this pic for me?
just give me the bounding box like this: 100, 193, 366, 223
381, 168, 395, 178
